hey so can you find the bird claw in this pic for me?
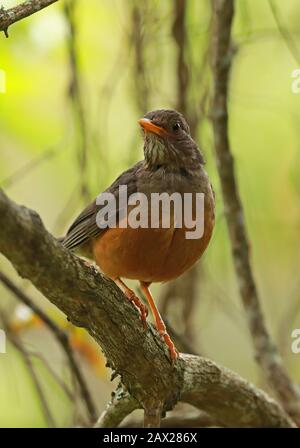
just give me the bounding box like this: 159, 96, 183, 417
125, 290, 149, 327
158, 329, 179, 362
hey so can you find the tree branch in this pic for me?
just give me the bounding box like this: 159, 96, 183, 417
0, 0, 58, 37
95, 388, 139, 428
181, 354, 294, 428
0, 188, 295, 427
0, 188, 184, 418
211, 0, 300, 424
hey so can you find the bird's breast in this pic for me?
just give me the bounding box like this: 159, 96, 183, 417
92, 177, 215, 283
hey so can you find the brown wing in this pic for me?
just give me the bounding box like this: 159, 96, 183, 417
61, 161, 142, 251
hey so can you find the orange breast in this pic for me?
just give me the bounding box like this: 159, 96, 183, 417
92, 205, 214, 283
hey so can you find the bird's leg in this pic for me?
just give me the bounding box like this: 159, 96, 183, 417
140, 282, 179, 361
115, 278, 148, 326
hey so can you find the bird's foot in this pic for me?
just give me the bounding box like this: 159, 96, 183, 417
158, 329, 179, 362
124, 288, 149, 328
115, 278, 148, 328
140, 282, 179, 362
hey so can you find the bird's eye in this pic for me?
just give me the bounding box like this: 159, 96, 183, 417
172, 122, 181, 132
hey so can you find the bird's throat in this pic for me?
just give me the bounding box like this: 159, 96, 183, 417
144, 136, 174, 168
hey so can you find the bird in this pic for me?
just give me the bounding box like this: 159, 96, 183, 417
61, 109, 215, 361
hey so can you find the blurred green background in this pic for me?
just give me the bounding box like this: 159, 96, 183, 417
0, 0, 300, 427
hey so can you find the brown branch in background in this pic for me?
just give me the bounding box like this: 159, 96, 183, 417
0, 312, 56, 427
30, 351, 74, 401
0, 188, 295, 428
0, 0, 58, 37
130, 1, 149, 115
64, 0, 90, 203
0, 270, 97, 422
172, 0, 189, 117
211, 0, 300, 424
172, 0, 212, 134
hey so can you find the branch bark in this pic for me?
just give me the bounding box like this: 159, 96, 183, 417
0, 188, 295, 427
0, 188, 184, 418
64, 0, 91, 203
0, 313, 56, 427
0, 0, 58, 37
95, 388, 139, 428
181, 354, 294, 428
211, 0, 300, 424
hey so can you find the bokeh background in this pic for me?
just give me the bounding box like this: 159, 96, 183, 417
0, 0, 300, 427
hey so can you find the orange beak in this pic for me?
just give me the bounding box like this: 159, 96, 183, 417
138, 118, 167, 137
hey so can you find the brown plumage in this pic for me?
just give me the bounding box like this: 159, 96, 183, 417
62, 109, 215, 360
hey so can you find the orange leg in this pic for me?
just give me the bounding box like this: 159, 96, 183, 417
115, 278, 148, 327
140, 282, 179, 361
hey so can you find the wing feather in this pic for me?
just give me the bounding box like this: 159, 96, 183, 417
61, 162, 142, 251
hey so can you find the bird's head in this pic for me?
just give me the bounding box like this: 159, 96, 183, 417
138, 109, 204, 170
